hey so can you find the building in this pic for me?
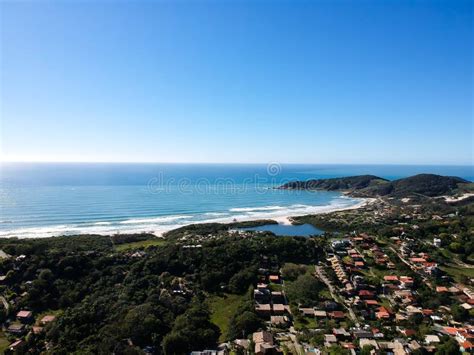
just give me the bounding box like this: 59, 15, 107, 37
16, 310, 33, 323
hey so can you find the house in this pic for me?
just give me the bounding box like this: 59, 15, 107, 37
377, 340, 407, 354
271, 291, 285, 304
7, 323, 25, 335
268, 275, 280, 283
234, 339, 250, 351
359, 290, 374, 299
8, 340, 25, 352
270, 316, 288, 327
16, 310, 33, 323
399, 276, 413, 287
272, 304, 285, 315
462, 288, 474, 299
425, 335, 440, 344
333, 328, 350, 338
299, 307, 315, 316
324, 334, 337, 346
405, 306, 422, 315
448, 286, 461, 294
353, 330, 374, 339
400, 329, 416, 337
255, 304, 271, 316
460, 341, 474, 352
422, 309, 434, 316
384, 275, 399, 282
40, 315, 56, 325
376, 306, 391, 320
254, 289, 271, 303
314, 310, 327, 318
32, 326, 43, 334
253, 331, 273, 344
436, 286, 448, 293
329, 311, 345, 319
253, 331, 277, 355
395, 313, 408, 322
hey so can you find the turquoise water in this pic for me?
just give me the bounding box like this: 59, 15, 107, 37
0, 163, 472, 238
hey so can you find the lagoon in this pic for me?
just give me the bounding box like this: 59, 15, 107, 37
239, 223, 323, 237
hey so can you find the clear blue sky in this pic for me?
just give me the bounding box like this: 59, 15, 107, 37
1, 0, 472, 165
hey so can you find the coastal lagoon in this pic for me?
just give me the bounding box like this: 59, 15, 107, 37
238, 223, 323, 237
1, 163, 472, 238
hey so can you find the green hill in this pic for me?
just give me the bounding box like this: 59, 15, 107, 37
279, 173, 471, 198
279, 174, 388, 191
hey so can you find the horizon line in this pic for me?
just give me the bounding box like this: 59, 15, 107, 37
0, 160, 473, 167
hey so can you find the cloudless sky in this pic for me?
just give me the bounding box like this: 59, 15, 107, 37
0, 0, 472, 164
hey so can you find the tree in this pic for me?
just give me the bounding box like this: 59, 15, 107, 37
281, 263, 307, 281
361, 345, 375, 355
162, 301, 220, 354
228, 267, 256, 294
435, 338, 461, 355
227, 311, 261, 340
286, 274, 323, 306
327, 345, 349, 355
451, 304, 468, 322
227, 296, 262, 340
448, 242, 464, 254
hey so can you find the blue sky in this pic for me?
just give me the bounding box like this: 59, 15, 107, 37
1, 0, 472, 164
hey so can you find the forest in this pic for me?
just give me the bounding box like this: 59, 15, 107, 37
0, 232, 323, 354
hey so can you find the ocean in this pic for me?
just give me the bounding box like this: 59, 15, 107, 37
0, 163, 472, 238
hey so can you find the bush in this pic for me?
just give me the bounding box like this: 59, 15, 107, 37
281, 263, 307, 281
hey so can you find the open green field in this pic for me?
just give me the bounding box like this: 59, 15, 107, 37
114, 239, 167, 251
294, 315, 317, 330
0, 331, 10, 353
440, 265, 474, 283
208, 293, 246, 341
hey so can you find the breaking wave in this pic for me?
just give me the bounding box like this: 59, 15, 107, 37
0, 197, 366, 239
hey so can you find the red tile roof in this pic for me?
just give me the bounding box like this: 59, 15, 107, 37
365, 300, 379, 305
329, 311, 345, 319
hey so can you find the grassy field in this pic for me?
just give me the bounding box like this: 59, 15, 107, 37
114, 238, 167, 251
0, 331, 10, 353
208, 293, 246, 341
294, 315, 317, 330
440, 264, 474, 283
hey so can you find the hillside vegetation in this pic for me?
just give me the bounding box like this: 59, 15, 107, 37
280, 173, 471, 198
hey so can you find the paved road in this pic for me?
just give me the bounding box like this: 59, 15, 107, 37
389, 246, 433, 289
314, 265, 359, 326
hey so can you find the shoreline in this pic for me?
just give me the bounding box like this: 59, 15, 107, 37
269, 197, 375, 226
0, 198, 376, 239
